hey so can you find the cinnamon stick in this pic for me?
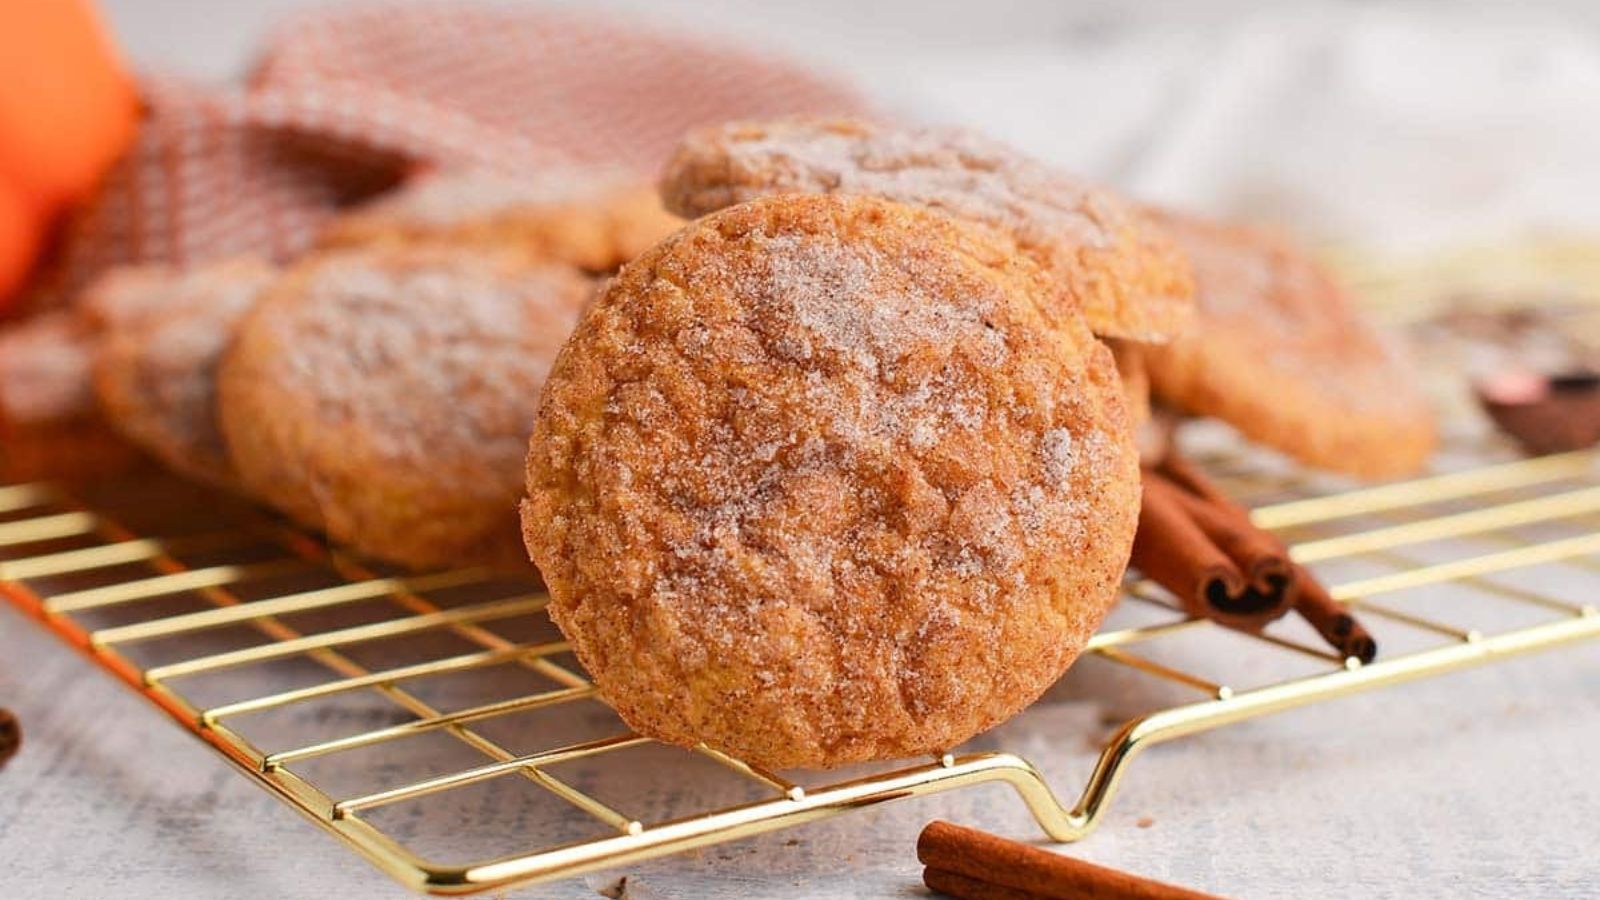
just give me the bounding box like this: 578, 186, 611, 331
0, 708, 19, 769
926, 867, 1050, 900
1133, 452, 1377, 661
1161, 453, 1375, 661
1134, 474, 1295, 630
1156, 454, 1293, 594
1165, 484, 1295, 605
1293, 576, 1377, 664
1153, 453, 1236, 511
918, 821, 1224, 900
1131, 476, 1249, 620
925, 868, 1043, 900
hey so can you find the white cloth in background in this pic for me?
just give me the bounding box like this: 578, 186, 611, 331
102, 1, 1600, 252
872, 4, 1600, 252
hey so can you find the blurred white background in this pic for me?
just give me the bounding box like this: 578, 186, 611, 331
99, 0, 1600, 250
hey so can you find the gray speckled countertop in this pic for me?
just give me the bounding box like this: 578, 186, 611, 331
2, 584, 1598, 899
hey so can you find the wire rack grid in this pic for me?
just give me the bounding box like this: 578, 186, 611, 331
1, 445, 1598, 895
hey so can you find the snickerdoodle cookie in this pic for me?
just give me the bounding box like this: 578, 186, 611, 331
1144, 210, 1435, 479
523, 194, 1140, 769
92, 259, 277, 489
660, 117, 1194, 342
0, 311, 143, 482
220, 246, 594, 570
319, 169, 681, 272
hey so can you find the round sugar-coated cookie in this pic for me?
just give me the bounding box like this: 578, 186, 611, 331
523, 194, 1141, 769
1144, 210, 1435, 479
92, 258, 277, 489
660, 117, 1194, 342
0, 311, 144, 482
319, 169, 681, 272
219, 246, 594, 570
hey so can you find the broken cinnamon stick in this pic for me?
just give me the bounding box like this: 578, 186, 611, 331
918, 820, 1224, 900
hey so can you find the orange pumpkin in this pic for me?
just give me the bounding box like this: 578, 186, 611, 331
0, 0, 137, 310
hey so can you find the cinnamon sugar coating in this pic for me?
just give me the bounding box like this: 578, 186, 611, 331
660, 117, 1194, 342
1144, 210, 1435, 479
220, 246, 594, 570
93, 259, 277, 490
319, 169, 682, 272
523, 195, 1140, 768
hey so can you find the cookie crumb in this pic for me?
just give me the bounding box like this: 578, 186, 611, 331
1136, 816, 1155, 829
587, 875, 665, 900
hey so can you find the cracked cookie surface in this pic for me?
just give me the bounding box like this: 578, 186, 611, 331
220, 245, 594, 570
661, 117, 1194, 342
523, 194, 1139, 768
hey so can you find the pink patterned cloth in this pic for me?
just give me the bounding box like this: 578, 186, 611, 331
26, 2, 864, 309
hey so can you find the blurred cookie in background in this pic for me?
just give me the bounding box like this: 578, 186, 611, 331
318, 169, 682, 274
92, 258, 278, 490
1144, 209, 1435, 480
0, 310, 144, 482
219, 245, 595, 571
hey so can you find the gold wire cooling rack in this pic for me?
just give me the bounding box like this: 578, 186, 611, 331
2, 444, 1598, 895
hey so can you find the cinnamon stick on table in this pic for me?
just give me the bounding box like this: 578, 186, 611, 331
918, 820, 1225, 900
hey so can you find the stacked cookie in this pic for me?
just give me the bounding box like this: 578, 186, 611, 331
657, 118, 1435, 475
218, 247, 597, 571
25, 171, 681, 570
